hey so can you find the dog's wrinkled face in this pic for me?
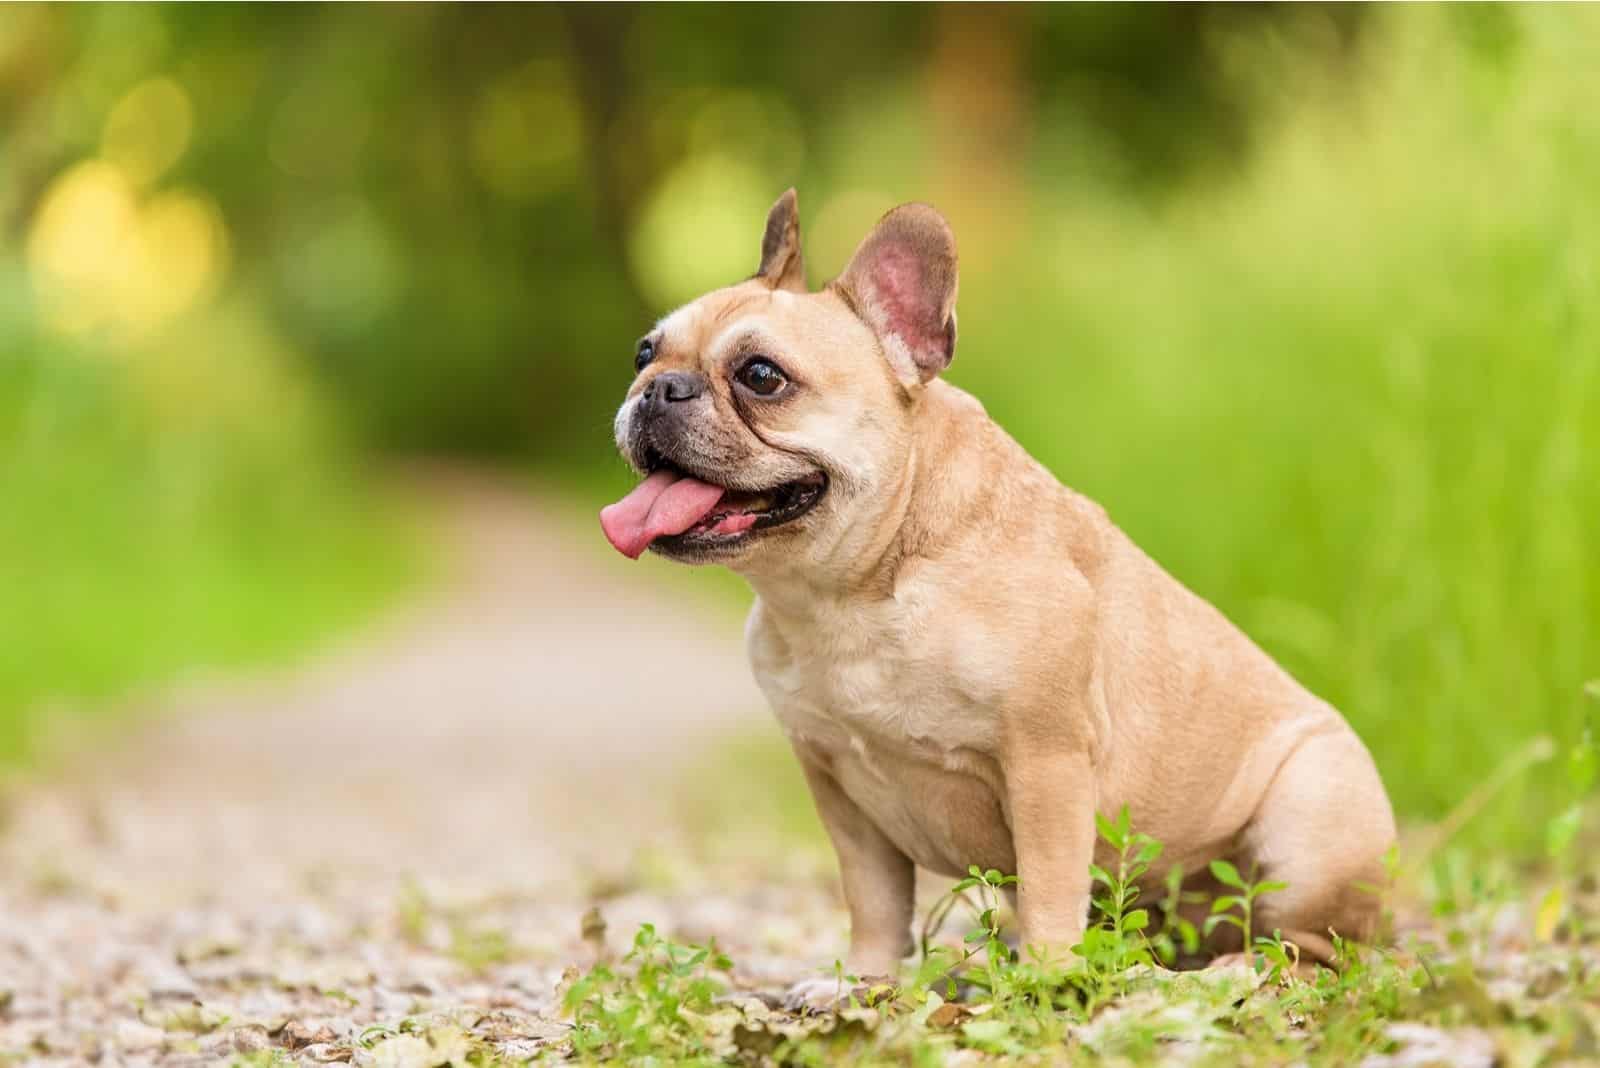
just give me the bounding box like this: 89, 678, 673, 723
602, 190, 958, 574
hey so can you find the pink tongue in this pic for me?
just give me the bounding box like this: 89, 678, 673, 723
599, 469, 726, 559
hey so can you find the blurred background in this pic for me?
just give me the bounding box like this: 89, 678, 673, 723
1, 3, 1595, 854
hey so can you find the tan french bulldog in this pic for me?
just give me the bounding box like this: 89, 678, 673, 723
601, 189, 1395, 994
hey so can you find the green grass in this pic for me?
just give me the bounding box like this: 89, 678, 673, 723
0, 288, 419, 768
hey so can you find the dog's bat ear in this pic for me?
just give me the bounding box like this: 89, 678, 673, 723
833, 202, 958, 386
756, 188, 807, 293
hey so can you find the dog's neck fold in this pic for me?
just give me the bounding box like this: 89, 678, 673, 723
739, 381, 993, 621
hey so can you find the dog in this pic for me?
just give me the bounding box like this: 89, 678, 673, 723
601, 189, 1396, 995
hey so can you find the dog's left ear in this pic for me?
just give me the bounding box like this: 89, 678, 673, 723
756, 188, 806, 293
834, 202, 958, 386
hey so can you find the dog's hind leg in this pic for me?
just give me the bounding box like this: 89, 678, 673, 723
1226, 723, 1396, 967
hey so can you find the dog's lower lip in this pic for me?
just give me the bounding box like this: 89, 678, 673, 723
652, 469, 828, 554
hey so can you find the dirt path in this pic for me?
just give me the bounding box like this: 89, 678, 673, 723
0, 474, 845, 1065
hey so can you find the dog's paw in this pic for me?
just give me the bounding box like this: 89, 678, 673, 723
1204, 952, 1256, 974
1202, 952, 1279, 988
1206, 951, 1321, 982
782, 976, 849, 1013
781, 974, 897, 1014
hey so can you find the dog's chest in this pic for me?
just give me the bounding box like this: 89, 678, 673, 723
746, 594, 1013, 876
747, 594, 998, 749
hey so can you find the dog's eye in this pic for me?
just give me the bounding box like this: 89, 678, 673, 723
635, 338, 656, 373
736, 358, 787, 396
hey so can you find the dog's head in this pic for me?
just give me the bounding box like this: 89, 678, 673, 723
601, 189, 958, 576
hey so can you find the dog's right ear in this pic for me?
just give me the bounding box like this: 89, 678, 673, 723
756, 188, 807, 293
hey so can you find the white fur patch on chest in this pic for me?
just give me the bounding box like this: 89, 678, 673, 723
746, 594, 999, 762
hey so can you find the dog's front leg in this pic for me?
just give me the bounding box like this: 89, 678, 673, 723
794, 754, 915, 981
1005, 748, 1097, 968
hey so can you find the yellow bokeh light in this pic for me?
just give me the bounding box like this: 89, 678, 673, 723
101, 77, 194, 187
125, 190, 230, 332
26, 161, 141, 334
25, 159, 228, 339
629, 154, 775, 309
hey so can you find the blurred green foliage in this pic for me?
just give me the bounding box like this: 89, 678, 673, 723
0, 281, 414, 764
1, 5, 1595, 850
0, 8, 420, 764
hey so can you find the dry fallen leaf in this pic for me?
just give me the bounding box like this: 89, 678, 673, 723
281, 1019, 338, 1049
925, 1001, 971, 1029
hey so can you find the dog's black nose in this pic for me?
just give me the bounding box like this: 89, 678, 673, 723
643, 371, 705, 406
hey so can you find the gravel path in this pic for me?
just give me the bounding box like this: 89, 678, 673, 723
0, 474, 846, 1065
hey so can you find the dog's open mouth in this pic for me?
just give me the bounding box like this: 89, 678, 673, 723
599, 451, 827, 560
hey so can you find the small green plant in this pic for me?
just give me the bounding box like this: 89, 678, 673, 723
561, 922, 733, 1062
1072, 806, 1163, 1009
1535, 682, 1599, 942
1150, 861, 1203, 967
954, 865, 1021, 998
1203, 859, 1288, 968
1251, 929, 1301, 985
914, 864, 1018, 1001
1553, 684, 1599, 860
910, 865, 1077, 1053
